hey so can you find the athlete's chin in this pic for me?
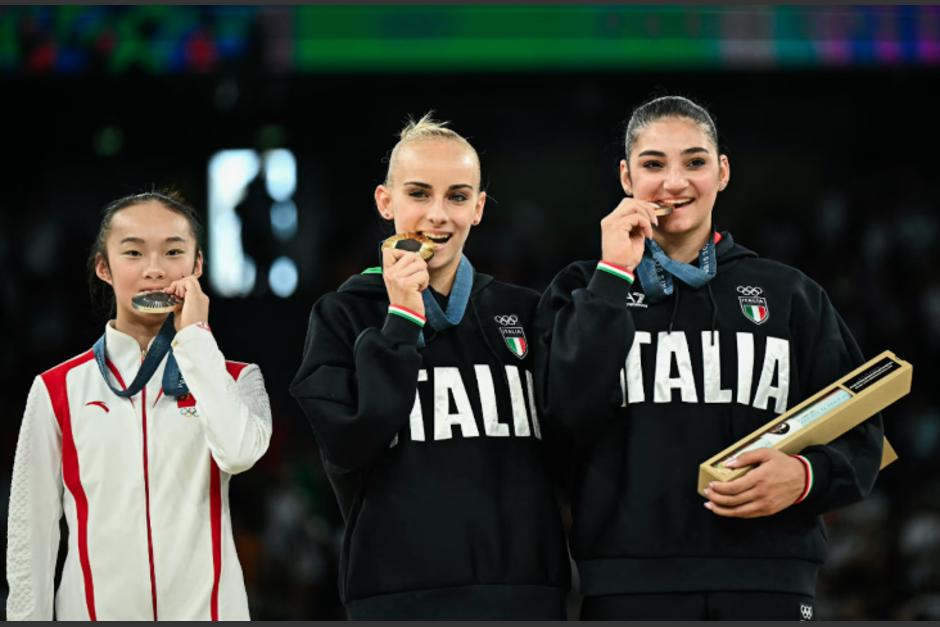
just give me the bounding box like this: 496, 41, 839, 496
121, 304, 169, 324
658, 221, 698, 237
428, 248, 463, 272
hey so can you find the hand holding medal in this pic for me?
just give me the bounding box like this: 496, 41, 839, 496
600, 198, 658, 271
131, 275, 210, 332
380, 232, 434, 316
164, 275, 210, 331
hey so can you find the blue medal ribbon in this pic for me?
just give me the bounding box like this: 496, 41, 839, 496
635, 235, 717, 303
92, 314, 189, 398
418, 255, 474, 347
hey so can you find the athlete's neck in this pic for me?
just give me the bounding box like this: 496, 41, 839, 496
429, 258, 460, 295
655, 223, 712, 264
112, 314, 166, 353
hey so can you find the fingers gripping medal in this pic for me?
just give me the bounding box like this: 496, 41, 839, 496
381, 232, 436, 261
131, 291, 180, 314
654, 199, 686, 217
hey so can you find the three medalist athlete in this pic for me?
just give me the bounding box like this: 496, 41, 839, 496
536, 96, 884, 620
6, 192, 272, 620
290, 115, 570, 619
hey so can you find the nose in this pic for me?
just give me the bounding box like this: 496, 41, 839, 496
663, 165, 688, 194
426, 196, 448, 225
142, 253, 167, 280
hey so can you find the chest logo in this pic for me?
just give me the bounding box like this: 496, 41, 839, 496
737, 285, 769, 325
177, 393, 199, 417
625, 291, 648, 309
85, 400, 109, 413
494, 314, 528, 359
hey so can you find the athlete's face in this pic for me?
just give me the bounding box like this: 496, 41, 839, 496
96, 201, 202, 326
375, 138, 485, 279
621, 117, 730, 243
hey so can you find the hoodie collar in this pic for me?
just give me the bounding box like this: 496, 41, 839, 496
103, 321, 166, 391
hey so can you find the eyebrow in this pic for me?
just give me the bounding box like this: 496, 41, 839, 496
119, 236, 188, 245
637, 147, 710, 158
403, 181, 475, 191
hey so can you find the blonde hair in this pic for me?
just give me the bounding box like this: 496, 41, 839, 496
385, 112, 481, 186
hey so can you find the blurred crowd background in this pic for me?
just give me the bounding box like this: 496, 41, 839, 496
1, 5, 939, 620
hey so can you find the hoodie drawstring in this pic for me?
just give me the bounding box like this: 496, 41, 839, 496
667, 272, 720, 340
706, 282, 720, 344
668, 285, 681, 333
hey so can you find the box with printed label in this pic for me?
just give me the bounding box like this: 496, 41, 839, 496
698, 351, 911, 496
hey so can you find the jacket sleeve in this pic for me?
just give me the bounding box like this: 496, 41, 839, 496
535, 261, 636, 447
6, 377, 63, 621
171, 324, 272, 475
289, 297, 423, 473
791, 283, 884, 515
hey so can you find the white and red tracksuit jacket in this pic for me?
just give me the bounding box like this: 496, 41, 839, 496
6, 322, 273, 620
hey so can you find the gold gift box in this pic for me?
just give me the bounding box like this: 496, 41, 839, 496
698, 350, 911, 496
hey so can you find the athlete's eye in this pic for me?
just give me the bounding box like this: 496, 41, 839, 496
641, 160, 663, 170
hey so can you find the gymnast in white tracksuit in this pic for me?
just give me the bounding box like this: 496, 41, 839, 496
5, 191, 272, 620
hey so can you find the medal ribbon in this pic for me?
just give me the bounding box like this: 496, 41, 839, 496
418, 255, 474, 347
635, 235, 717, 303
92, 314, 189, 398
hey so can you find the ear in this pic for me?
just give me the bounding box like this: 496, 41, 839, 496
619, 159, 633, 196
374, 184, 394, 221
718, 154, 731, 191
471, 191, 486, 226
94, 253, 113, 286
192, 250, 204, 279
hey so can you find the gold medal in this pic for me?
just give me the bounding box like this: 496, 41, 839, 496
381, 232, 436, 261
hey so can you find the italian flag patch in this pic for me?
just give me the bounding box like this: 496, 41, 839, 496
498, 325, 528, 359
737, 287, 770, 325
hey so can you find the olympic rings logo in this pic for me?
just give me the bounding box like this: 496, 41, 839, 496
736, 286, 764, 296
179, 407, 198, 418
494, 314, 519, 326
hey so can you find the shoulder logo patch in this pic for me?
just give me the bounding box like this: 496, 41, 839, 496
737, 285, 769, 325
494, 314, 528, 359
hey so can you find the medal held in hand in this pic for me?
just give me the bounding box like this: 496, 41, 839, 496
381, 232, 436, 261
131, 291, 180, 314
654, 199, 687, 216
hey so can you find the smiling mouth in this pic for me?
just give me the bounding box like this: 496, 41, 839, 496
422, 232, 453, 244
655, 199, 694, 215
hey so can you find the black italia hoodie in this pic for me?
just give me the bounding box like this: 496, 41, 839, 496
290, 267, 569, 619
535, 230, 884, 598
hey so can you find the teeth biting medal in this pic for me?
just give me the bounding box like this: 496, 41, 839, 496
131, 291, 180, 314
654, 199, 690, 217
381, 231, 437, 261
